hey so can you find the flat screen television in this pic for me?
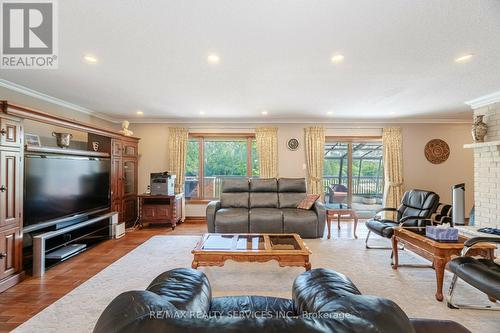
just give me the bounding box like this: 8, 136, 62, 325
24, 155, 111, 228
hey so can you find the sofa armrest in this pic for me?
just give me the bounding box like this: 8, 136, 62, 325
312, 201, 326, 238
147, 268, 211, 313
206, 200, 221, 233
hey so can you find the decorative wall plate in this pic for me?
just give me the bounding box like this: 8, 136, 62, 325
424, 139, 450, 164
287, 138, 300, 151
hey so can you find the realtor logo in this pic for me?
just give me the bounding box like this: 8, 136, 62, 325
1, 0, 58, 69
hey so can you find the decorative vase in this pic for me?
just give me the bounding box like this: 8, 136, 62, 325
471, 115, 488, 143
52, 132, 73, 148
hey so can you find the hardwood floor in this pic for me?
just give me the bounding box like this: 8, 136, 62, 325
0, 222, 207, 332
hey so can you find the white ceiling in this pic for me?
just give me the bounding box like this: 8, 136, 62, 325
1, 0, 500, 122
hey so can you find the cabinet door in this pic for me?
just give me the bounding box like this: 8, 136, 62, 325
110, 158, 122, 200
0, 226, 21, 280
0, 151, 21, 228
0, 118, 21, 148
122, 159, 136, 196
122, 142, 138, 157
123, 197, 137, 223
111, 200, 123, 222
111, 140, 122, 157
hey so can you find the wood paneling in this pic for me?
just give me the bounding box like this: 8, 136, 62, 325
0, 151, 21, 228
0, 118, 21, 148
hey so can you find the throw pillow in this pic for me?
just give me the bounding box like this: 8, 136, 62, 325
297, 194, 320, 210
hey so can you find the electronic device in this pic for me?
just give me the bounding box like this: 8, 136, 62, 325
477, 227, 500, 236
24, 155, 111, 229
45, 244, 86, 260
452, 183, 465, 227
150, 172, 175, 195
114, 222, 126, 239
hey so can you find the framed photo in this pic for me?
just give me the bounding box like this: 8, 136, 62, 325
25, 133, 41, 147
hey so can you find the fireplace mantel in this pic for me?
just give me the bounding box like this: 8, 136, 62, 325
463, 140, 500, 149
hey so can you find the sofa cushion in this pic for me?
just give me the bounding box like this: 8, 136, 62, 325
249, 208, 283, 233
250, 192, 278, 208
215, 208, 249, 233
250, 178, 278, 192
210, 296, 294, 317
221, 192, 249, 208
221, 178, 249, 193
297, 194, 320, 210
282, 208, 318, 238
279, 193, 307, 208
278, 178, 307, 192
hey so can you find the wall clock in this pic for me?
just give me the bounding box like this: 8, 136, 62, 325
424, 139, 450, 164
287, 138, 300, 151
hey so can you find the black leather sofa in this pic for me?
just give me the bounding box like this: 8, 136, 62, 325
206, 178, 325, 238
94, 268, 471, 333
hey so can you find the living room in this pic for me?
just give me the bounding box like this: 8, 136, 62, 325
0, 1, 499, 332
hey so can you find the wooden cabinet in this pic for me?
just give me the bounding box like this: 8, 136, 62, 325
0, 114, 23, 292
111, 138, 139, 225
0, 150, 21, 228
138, 194, 183, 229
0, 117, 22, 148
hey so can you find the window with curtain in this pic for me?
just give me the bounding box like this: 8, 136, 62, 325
185, 135, 259, 200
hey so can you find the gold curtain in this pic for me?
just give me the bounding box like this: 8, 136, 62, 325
255, 127, 278, 178
382, 127, 404, 218
168, 127, 189, 193
304, 126, 325, 195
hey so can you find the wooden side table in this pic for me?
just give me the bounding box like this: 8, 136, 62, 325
325, 204, 358, 239
138, 193, 184, 229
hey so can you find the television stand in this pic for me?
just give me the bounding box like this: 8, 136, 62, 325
32, 212, 118, 277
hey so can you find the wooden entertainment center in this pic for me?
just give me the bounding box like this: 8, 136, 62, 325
0, 101, 139, 291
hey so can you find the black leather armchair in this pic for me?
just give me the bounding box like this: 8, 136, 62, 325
94, 267, 470, 333
447, 236, 500, 310
365, 189, 440, 249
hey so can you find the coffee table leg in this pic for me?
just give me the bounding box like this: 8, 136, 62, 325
304, 261, 312, 271
191, 260, 199, 269
433, 258, 445, 301
353, 216, 358, 239
327, 216, 331, 239
391, 236, 399, 269
337, 215, 341, 230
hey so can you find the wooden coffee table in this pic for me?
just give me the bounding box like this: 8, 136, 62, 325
391, 227, 496, 302
192, 233, 312, 271
325, 203, 358, 239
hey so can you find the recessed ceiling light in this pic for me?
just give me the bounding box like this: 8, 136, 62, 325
389, 111, 397, 116
83, 55, 98, 63
327, 111, 333, 115
455, 54, 474, 63
136, 110, 144, 115
207, 53, 220, 64
261, 110, 268, 116
199, 110, 206, 115
330, 54, 344, 64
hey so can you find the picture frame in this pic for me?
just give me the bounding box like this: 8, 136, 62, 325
25, 133, 41, 147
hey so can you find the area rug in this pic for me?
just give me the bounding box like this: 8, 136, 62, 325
12, 235, 499, 333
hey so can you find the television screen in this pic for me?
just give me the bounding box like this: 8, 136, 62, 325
24, 155, 111, 227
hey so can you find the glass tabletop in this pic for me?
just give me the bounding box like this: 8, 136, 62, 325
325, 203, 352, 210
269, 235, 300, 250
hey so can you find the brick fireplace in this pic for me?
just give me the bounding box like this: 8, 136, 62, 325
465, 99, 500, 229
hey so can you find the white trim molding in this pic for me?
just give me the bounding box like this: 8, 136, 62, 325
465, 91, 500, 110
0, 79, 119, 123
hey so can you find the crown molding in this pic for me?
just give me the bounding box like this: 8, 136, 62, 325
0, 79, 120, 123
128, 117, 472, 125
465, 91, 500, 109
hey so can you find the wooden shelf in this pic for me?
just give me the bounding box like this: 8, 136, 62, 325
25, 145, 110, 157
463, 140, 500, 149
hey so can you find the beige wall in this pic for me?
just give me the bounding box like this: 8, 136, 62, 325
132, 122, 474, 217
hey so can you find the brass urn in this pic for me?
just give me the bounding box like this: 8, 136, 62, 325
472, 115, 488, 143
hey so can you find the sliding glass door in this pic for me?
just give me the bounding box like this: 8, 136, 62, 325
324, 140, 384, 217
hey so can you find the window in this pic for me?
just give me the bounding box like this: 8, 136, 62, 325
324, 139, 384, 217
185, 135, 259, 200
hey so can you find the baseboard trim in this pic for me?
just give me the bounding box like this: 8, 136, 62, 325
0, 271, 25, 293
185, 216, 206, 224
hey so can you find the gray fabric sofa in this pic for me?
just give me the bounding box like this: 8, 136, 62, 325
206, 178, 325, 238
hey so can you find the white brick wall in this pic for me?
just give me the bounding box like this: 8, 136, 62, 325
473, 102, 500, 228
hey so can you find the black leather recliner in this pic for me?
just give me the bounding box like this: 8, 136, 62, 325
447, 237, 500, 310
365, 189, 440, 249
93, 268, 471, 333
